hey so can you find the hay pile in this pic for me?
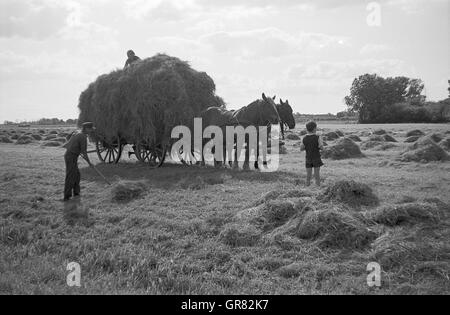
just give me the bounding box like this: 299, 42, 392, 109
429, 133, 443, 143
15, 136, 33, 145
295, 208, 377, 249
383, 134, 397, 142
322, 138, 364, 160
285, 133, 300, 141
0, 136, 12, 144
78, 54, 224, 144
399, 136, 449, 162
373, 129, 387, 135
369, 135, 385, 142
112, 180, 147, 202
366, 203, 441, 226
347, 134, 361, 142
406, 130, 425, 137
360, 141, 383, 150
405, 136, 420, 143
323, 132, 340, 141
320, 180, 379, 207
439, 138, 450, 151
219, 223, 261, 247
370, 226, 449, 271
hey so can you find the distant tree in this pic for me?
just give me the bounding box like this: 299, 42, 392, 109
448, 80, 450, 98
345, 74, 426, 123
65, 119, 78, 125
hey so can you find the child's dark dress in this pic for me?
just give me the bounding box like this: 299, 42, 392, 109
302, 134, 324, 169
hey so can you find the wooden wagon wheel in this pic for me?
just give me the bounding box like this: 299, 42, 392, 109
96, 136, 123, 164
135, 143, 167, 168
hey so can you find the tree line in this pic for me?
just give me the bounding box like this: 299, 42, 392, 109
3, 118, 78, 126
345, 74, 450, 124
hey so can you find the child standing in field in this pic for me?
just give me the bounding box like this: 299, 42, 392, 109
300, 121, 324, 187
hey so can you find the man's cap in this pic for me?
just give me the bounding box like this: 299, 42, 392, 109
82, 122, 95, 129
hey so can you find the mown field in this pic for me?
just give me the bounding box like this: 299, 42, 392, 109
0, 123, 449, 295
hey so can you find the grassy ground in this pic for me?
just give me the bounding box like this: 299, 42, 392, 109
0, 123, 449, 295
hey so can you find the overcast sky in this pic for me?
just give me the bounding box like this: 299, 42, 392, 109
0, 0, 448, 122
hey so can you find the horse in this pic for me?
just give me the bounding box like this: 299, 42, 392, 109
200, 93, 280, 169
277, 99, 296, 140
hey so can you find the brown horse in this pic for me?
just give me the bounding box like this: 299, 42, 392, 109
277, 99, 296, 140
201, 93, 280, 169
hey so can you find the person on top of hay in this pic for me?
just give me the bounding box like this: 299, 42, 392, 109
124, 50, 141, 69
300, 121, 324, 187
62, 122, 95, 202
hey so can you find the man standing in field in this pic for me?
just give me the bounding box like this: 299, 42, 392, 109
62, 122, 95, 202
124, 50, 141, 69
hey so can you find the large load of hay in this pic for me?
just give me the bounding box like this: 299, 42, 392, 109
78, 54, 224, 144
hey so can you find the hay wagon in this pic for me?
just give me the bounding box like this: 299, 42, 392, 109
80, 54, 223, 169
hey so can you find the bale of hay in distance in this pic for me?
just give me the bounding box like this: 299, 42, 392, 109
439, 138, 450, 151
285, 133, 301, 141
406, 130, 425, 137
360, 140, 384, 150
373, 129, 387, 135
405, 136, 420, 143
369, 135, 385, 142
323, 132, 340, 141
347, 134, 362, 142
0, 136, 13, 144
15, 136, 33, 145
399, 136, 449, 163
112, 180, 147, 202
320, 180, 379, 207
429, 133, 443, 143
78, 54, 224, 145
31, 134, 42, 141
322, 137, 364, 160
383, 134, 397, 142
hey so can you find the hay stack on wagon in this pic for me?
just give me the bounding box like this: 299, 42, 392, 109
78, 54, 224, 146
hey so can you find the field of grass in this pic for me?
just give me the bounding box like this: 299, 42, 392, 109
0, 123, 449, 295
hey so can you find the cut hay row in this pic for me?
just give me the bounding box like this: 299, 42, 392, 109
78, 54, 224, 145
